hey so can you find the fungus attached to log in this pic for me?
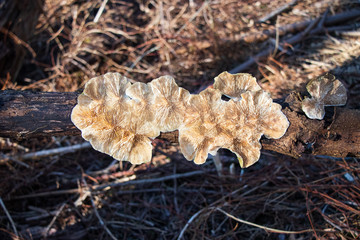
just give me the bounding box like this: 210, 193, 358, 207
147, 76, 191, 132
71, 72, 289, 167
71, 73, 157, 164
178, 88, 229, 165
301, 73, 347, 120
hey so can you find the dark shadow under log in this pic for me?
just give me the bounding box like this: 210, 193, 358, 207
0, 90, 359, 158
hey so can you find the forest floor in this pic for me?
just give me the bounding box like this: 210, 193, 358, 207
0, 0, 360, 239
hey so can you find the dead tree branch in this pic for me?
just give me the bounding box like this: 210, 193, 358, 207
233, 9, 360, 44
228, 9, 360, 73
258, 0, 298, 23
230, 23, 358, 73
0, 90, 359, 159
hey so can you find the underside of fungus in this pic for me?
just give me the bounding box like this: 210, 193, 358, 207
71, 72, 289, 168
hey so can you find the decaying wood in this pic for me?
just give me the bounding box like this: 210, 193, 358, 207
0, 90, 359, 159
261, 93, 360, 158
0, 90, 79, 138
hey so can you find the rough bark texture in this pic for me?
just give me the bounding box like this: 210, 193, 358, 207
261, 93, 360, 158
0, 90, 80, 138
0, 90, 359, 158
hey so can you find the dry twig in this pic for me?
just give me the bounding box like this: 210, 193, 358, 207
82, 179, 117, 240
0, 197, 19, 238
17, 142, 91, 160
259, 0, 299, 23
215, 207, 333, 234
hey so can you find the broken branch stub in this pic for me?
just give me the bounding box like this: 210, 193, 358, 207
71, 72, 289, 167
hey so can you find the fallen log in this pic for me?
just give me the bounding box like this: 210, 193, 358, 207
0, 90, 359, 159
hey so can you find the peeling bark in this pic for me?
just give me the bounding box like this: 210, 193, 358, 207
0, 90, 359, 158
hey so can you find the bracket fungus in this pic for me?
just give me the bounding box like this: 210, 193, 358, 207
214, 71, 261, 100
71, 72, 289, 168
301, 74, 347, 120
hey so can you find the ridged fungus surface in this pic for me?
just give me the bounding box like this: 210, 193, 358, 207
71, 72, 290, 167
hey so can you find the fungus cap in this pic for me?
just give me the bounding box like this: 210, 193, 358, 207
71, 73, 159, 164
148, 75, 191, 132
302, 73, 347, 120
178, 88, 229, 164
178, 86, 289, 168
223, 90, 289, 167
71, 71, 290, 167
214, 71, 261, 100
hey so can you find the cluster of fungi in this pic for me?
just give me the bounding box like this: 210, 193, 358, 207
71, 72, 291, 168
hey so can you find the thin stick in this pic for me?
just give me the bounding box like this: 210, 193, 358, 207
175, 1, 208, 36
259, 0, 298, 22
82, 179, 117, 240
271, 17, 280, 56
300, 15, 320, 37
229, 24, 358, 74
233, 9, 360, 43
1, 142, 89, 168
0, 137, 29, 152
0, 197, 19, 237
44, 203, 66, 237
173, 164, 180, 214
94, 0, 109, 23
0, 28, 37, 58
177, 208, 206, 240
95, 170, 205, 190
128, 45, 161, 71
216, 208, 334, 234
0, 153, 31, 168
18, 142, 91, 160
12, 170, 205, 200
12, 188, 82, 200
337, 30, 360, 37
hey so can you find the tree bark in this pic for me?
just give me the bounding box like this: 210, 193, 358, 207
0, 90, 359, 158
0, 90, 79, 138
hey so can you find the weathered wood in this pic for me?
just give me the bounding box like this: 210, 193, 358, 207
261, 93, 360, 158
0, 90, 359, 158
0, 90, 80, 138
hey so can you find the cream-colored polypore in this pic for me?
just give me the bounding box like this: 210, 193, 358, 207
71, 72, 290, 167
302, 73, 347, 120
